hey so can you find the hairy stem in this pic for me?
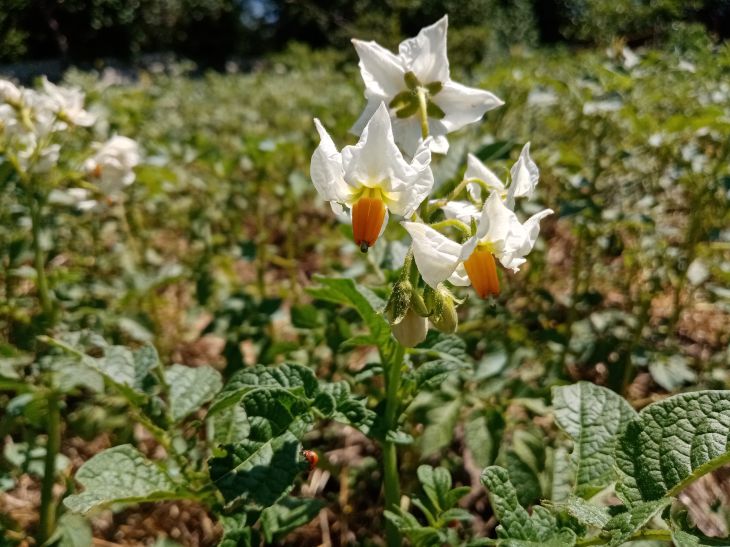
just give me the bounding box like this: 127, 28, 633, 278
39, 391, 61, 543
383, 342, 405, 546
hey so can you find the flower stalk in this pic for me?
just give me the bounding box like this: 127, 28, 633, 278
382, 341, 405, 547
39, 390, 61, 543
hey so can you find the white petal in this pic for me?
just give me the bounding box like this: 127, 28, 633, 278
343, 103, 407, 188
477, 191, 522, 250
441, 200, 480, 224
402, 221, 462, 288
311, 119, 351, 203
352, 39, 406, 98
464, 153, 505, 201
506, 142, 539, 208
350, 98, 383, 137
392, 150, 434, 218
391, 116, 424, 158
432, 80, 503, 133
518, 208, 553, 255
499, 208, 553, 271
398, 16, 449, 84
448, 263, 471, 286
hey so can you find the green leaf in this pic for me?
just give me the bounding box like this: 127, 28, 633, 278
548, 446, 574, 503
307, 276, 392, 354
46, 513, 92, 546
615, 390, 730, 507
552, 382, 637, 497
260, 496, 324, 543
209, 388, 312, 508
164, 364, 222, 422
290, 304, 322, 329
209, 403, 249, 445
602, 498, 671, 547
64, 445, 178, 513
321, 381, 375, 434
209, 363, 318, 415
481, 466, 577, 546
411, 359, 460, 392
549, 496, 611, 529
413, 333, 469, 364
464, 408, 504, 470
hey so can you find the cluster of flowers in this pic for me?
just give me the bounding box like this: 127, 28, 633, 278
0, 77, 139, 210
309, 16, 553, 345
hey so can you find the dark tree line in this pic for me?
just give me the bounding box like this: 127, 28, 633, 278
1, 0, 728, 67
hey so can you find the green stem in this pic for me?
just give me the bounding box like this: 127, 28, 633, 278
417, 87, 429, 140
429, 218, 472, 236
30, 197, 53, 322
39, 391, 61, 543
382, 342, 405, 547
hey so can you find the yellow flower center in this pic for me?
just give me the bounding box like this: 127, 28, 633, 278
463, 244, 500, 298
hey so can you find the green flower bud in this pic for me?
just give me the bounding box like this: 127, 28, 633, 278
392, 308, 428, 348
385, 280, 413, 326
430, 286, 459, 333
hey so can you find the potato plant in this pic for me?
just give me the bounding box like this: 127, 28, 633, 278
0, 14, 729, 547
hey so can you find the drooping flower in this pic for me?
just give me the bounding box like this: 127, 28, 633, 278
404, 191, 552, 298
310, 102, 434, 252
351, 16, 503, 155
85, 136, 140, 196
403, 144, 551, 298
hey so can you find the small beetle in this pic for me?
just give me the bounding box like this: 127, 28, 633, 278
301, 449, 318, 471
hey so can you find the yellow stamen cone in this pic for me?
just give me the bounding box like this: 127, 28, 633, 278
463, 248, 500, 298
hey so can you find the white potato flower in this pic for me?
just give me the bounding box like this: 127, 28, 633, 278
403, 144, 552, 298
85, 136, 140, 196
310, 102, 434, 252
41, 77, 96, 128
351, 16, 503, 156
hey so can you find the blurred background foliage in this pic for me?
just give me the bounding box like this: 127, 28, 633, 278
0, 0, 729, 66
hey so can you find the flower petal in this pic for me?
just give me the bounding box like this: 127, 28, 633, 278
464, 153, 505, 201
352, 39, 406, 98
343, 102, 406, 187
391, 140, 434, 218
432, 80, 503, 133
441, 200, 480, 224
398, 16, 449, 84
448, 263, 471, 286
311, 119, 351, 203
506, 142, 539, 208
476, 191, 522, 252
402, 221, 462, 288
350, 98, 383, 137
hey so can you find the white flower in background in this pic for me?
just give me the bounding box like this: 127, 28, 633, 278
41, 77, 95, 128
310, 102, 434, 252
351, 16, 503, 155
0, 80, 22, 105
404, 192, 552, 298
48, 188, 98, 211
85, 136, 140, 196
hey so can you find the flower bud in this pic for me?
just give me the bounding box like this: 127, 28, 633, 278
385, 280, 413, 326
430, 286, 459, 333
391, 308, 428, 348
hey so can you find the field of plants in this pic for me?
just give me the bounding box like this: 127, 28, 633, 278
1, 14, 730, 547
